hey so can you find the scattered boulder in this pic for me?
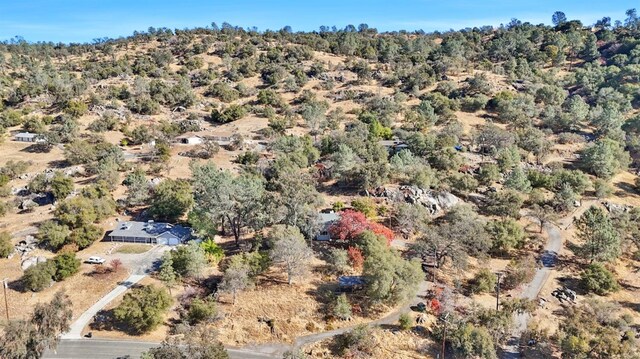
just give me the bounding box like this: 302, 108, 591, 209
15, 235, 38, 258
21, 256, 47, 270
372, 186, 461, 215
400, 186, 461, 215
19, 199, 38, 211
552, 286, 577, 303
64, 166, 83, 176
12, 187, 28, 196
602, 201, 631, 215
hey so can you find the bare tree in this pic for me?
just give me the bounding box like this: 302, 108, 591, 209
530, 204, 558, 233
269, 225, 313, 285
219, 261, 252, 305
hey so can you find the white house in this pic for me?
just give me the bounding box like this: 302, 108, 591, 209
14, 132, 43, 143
316, 212, 339, 241
178, 135, 204, 145
108, 221, 192, 246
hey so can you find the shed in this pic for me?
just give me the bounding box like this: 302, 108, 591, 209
207, 132, 234, 146
338, 276, 365, 291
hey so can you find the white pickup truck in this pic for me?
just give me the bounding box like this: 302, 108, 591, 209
86, 256, 106, 264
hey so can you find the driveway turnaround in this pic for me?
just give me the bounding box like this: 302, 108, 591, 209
61, 274, 146, 339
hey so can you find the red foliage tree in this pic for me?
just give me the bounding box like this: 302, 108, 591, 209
429, 298, 442, 315
369, 222, 394, 245
329, 210, 370, 241
347, 246, 364, 270
329, 210, 394, 245
110, 258, 123, 272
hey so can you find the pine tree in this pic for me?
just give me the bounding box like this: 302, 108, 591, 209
575, 206, 621, 263
158, 255, 177, 294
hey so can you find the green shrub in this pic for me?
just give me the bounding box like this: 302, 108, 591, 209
469, 268, 497, 294
460, 94, 489, 112
0, 232, 13, 258
398, 313, 412, 330
350, 198, 377, 218
210, 104, 247, 123
334, 294, 352, 321
114, 285, 172, 334
333, 324, 374, 356
581, 263, 619, 295
593, 179, 614, 199
52, 252, 80, 281
200, 239, 224, 264
486, 218, 525, 253
186, 297, 218, 325
22, 261, 56, 292
207, 82, 240, 103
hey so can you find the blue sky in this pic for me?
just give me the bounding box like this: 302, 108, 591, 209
0, 0, 637, 43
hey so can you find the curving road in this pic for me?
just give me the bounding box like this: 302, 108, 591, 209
45, 278, 431, 359
44, 339, 278, 359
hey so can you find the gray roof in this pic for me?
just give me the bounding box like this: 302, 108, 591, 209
318, 212, 339, 224
109, 221, 191, 239
379, 140, 408, 148
15, 132, 38, 139
339, 276, 365, 287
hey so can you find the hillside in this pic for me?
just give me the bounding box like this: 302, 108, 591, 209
2, 13, 640, 359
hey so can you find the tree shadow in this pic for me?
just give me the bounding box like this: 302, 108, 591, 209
47, 159, 69, 169
305, 280, 340, 319
556, 275, 586, 295
21, 143, 53, 154
614, 181, 637, 197
7, 278, 28, 293
619, 300, 640, 313
565, 241, 583, 259
619, 280, 640, 292
88, 308, 144, 336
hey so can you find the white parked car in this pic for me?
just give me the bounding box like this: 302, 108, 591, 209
86, 256, 106, 264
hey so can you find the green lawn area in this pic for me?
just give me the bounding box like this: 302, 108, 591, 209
114, 244, 152, 254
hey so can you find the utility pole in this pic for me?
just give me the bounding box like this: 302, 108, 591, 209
2, 278, 9, 322
440, 312, 450, 359
496, 272, 503, 312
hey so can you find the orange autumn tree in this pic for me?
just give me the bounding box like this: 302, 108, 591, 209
329, 210, 394, 245
347, 246, 364, 269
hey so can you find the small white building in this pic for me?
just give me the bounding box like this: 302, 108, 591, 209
178, 135, 204, 145
316, 212, 339, 241
14, 132, 42, 143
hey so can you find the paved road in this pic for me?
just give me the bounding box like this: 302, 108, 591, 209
48, 278, 431, 358
501, 221, 561, 358
43, 339, 278, 359
61, 275, 146, 339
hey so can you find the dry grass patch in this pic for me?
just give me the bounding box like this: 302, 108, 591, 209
303, 326, 435, 359
114, 244, 152, 254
